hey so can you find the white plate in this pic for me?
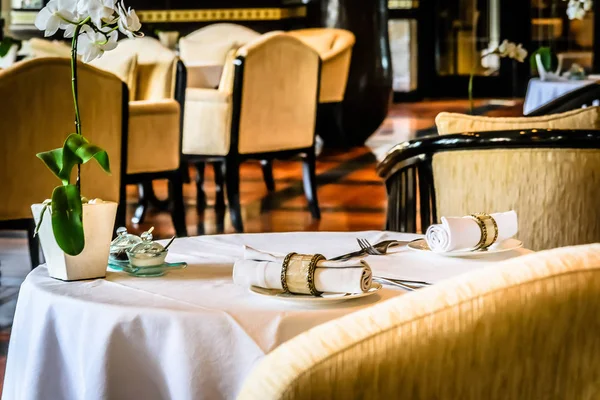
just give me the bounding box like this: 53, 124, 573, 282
249, 283, 382, 305
407, 238, 523, 257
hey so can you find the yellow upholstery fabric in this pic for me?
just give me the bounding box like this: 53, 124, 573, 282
127, 100, 181, 174
288, 28, 355, 103
179, 23, 260, 65
238, 243, 600, 400
97, 37, 177, 101
182, 33, 320, 156
237, 32, 320, 154
0, 58, 124, 221
90, 37, 181, 174
90, 53, 137, 101
435, 106, 600, 134
432, 148, 600, 251
28, 38, 72, 58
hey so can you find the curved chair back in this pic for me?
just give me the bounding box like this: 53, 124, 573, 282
0, 57, 127, 221
95, 37, 177, 101
232, 32, 320, 154
179, 23, 260, 65
238, 244, 600, 400
526, 83, 600, 116
288, 28, 355, 103
377, 130, 600, 251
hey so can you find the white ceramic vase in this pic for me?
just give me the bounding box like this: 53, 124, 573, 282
31, 201, 118, 281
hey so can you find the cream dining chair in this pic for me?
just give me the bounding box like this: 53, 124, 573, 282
288, 28, 355, 148
91, 37, 187, 236
0, 58, 128, 267
179, 23, 261, 210
238, 243, 600, 400
182, 32, 321, 232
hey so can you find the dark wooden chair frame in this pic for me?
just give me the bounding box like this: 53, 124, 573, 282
184, 54, 323, 232
376, 129, 600, 233
129, 60, 188, 237
525, 83, 600, 116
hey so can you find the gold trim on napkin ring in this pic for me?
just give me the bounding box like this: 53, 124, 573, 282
284, 253, 326, 296
468, 215, 487, 250
280, 252, 296, 293
470, 213, 499, 249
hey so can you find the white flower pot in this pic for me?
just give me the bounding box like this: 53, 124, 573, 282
31, 201, 118, 281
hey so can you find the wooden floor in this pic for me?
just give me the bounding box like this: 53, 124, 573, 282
0, 98, 524, 393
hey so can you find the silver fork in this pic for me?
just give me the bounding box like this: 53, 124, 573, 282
329, 239, 408, 261
357, 238, 382, 255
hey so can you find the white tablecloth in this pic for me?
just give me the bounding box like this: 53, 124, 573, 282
186, 63, 224, 89
523, 77, 596, 115
3, 231, 530, 400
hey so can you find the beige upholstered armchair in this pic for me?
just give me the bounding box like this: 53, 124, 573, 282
238, 243, 600, 400
288, 28, 355, 104
0, 58, 128, 267
182, 32, 321, 232
91, 37, 187, 236
179, 24, 261, 210
377, 129, 600, 251
287, 28, 355, 148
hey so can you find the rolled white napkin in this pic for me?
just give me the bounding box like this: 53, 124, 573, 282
233, 246, 373, 294
425, 210, 518, 253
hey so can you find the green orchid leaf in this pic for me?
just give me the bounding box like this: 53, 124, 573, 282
0, 37, 19, 58
530, 47, 553, 73
60, 133, 111, 181
51, 184, 85, 256
37, 147, 66, 183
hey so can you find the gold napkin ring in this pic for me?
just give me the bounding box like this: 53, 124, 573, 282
470, 213, 499, 250
282, 253, 325, 296
280, 252, 296, 293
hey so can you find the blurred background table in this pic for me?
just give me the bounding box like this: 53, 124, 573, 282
3, 231, 530, 400
523, 77, 598, 114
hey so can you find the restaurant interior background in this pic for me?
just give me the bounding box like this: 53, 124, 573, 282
0, 0, 599, 397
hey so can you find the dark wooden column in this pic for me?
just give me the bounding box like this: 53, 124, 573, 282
319, 0, 393, 147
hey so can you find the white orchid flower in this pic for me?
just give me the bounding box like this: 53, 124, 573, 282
117, 2, 142, 38
496, 40, 528, 62
34, 0, 78, 37
77, 25, 118, 63
78, 0, 117, 27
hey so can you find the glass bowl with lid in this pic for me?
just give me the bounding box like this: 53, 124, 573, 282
109, 227, 142, 268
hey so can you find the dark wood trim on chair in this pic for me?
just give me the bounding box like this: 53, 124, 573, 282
0, 219, 39, 271
377, 129, 600, 233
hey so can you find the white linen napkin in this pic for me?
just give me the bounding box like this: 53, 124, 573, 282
425, 210, 518, 253
233, 246, 373, 294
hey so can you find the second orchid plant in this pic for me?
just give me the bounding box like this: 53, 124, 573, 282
33, 0, 142, 256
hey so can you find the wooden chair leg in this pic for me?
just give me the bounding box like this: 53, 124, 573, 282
213, 161, 226, 210
26, 220, 40, 270
302, 150, 321, 219
132, 182, 150, 224
169, 173, 188, 237
225, 157, 244, 232
195, 162, 207, 212
260, 159, 275, 192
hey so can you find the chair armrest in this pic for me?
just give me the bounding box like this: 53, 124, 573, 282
320, 35, 355, 62
127, 99, 181, 175
186, 88, 230, 103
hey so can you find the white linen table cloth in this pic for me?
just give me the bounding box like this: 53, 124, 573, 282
3, 231, 530, 400
185, 63, 224, 89
523, 77, 597, 114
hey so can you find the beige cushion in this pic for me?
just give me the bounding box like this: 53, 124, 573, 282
238, 243, 600, 400
182, 88, 231, 156
435, 107, 600, 134
127, 100, 181, 174
181, 23, 260, 49
91, 54, 138, 101
179, 39, 237, 65
28, 38, 72, 58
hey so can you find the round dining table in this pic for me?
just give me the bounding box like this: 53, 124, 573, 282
3, 231, 530, 400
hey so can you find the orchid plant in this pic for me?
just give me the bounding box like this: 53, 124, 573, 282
468, 40, 528, 114
565, 0, 593, 20
33, 0, 142, 256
